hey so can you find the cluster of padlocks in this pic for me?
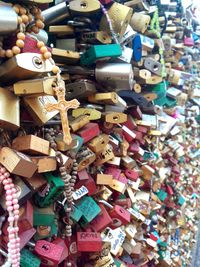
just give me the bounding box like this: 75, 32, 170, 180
0, 0, 199, 267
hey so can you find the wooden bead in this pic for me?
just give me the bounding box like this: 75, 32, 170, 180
31, 7, 39, 15
19, 7, 27, 15
13, 5, 20, 14
16, 39, 24, 48
21, 14, 29, 24
17, 16, 23, 24
35, 13, 44, 21
52, 66, 60, 74
0, 49, 5, 57
35, 20, 44, 29
17, 32, 25, 40
12, 46, 21, 55
43, 51, 51, 59
28, 14, 33, 22
5, 49, 14, 58
31, 26, 39, 34
37, 41, 45, 48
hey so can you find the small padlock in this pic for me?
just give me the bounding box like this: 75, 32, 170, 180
77, 232, 102, 252
34, 240, 64, 266
109, 205, 131, 229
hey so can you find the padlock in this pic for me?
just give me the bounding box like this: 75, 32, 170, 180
13, 76, 56, 96
31, 156, 57, 173
70, 115, 90, 132
55, 134, 77, 152
103, 112, 128, 124
77, 232, 102, 252
66, 80, 97, 100
0, 87, 20, 130
95, 144, 115, 165
0, 53, 55, 85
73, 108, 101, 121
76, 196, 101, 225
99, 2, 133, 38
144, 58, 163, 77
80, 44, 122, 66
76, 122, 100, 144
88, 92, 119, 105
52, 237, 69, 263
130, 13, 151, 34
34, 172, 64, 207
51, 48, 80, 64
20, 248, 41, 267
88, 134, 109, 153
95, 63, 134, 90
33, 205, 55, 226
76, 147, 96, 171
75, 175, 97, 196
81, 31, 112, 44
109, 205, 131, 229
23, 95, 59, 126
0, 147, 37, 178
69, 0, 101, 16
34, 240, 64, 266
12, 135, 50, 156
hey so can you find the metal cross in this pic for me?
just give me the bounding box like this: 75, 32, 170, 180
45, 80, 80, 145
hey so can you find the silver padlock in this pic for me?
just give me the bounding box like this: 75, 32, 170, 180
0, 4, 18, 35
95, 63, 134, 91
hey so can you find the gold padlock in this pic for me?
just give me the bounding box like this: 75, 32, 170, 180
0, 87, 20, 130
13, 77, 56, 97
96, 174, 113, 185
95, 144, 114, 166
49, 25, 75, 36
69, 0, 100, 16
72, 108, 101, 121
23, 96, 59, 126
81, 31, 112, 44
52, 48, 80, 64
103, 112, 127, 124
88, 92, 119, 105
100, 2, 133, 38
88, 134, 109, 153
70, 115, 90, 132
31, 156, 57, 173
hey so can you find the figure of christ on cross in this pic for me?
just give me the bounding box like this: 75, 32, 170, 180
45, 84, 80, 145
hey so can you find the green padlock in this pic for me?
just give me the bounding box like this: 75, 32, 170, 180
33, 221, 58, 241
164, 96, 177, 108
20, 249, 41, 267
80, 44, 122, 66
76, 196, 101, 226
151, 81, 168, 99
33, 205, 55, 226
61, 204, 83, 223
34, 172, 64, 208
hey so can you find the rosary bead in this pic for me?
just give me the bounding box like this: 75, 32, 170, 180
31, 25, 39, 34
17, 32, 25, 40
35, 19, 44, 29
19, 7, 27, 15
52, 65, 60, 74
12, 46, 21, 55
21, 14, 29, 24
28, 13, 33, 22
43, 51, 51, 59
5, 49, 14, 58
0, 49, 6, 57
16, 39, 24, 48
40, 46, 48, 54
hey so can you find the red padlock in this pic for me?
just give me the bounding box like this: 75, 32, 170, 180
52, 237, 69, 263
115, 198, 132, 209
129, 106, 142, 120
77, 169, 90, 181
34, 240, 64, 266
122, 115, 137, 130
128, 141, 140, 153
116, 173, 128, 184
109, 205, 131, 229
166, 185, 174, 195
124, 169, 139, 181
75, 175, 97, 196
105, 167, 121, 179
77, 123, 100, 143
86, 203, 112, 232
136, 125, 148, 134
77, 232, 102, 252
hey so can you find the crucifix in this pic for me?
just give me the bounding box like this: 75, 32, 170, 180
45, 79, 80, 145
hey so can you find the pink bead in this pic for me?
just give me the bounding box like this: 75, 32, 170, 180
4, 184, 11, 190
7, 206, 13, 212
9, 233, 15, 239
10, 184, 14, 188
14, 215, 19, 220
13, 199, 18, 205
0, 175, 5, 181
4, 172, 10, 178
6, 201, 12, 207
14, 226, 19, 232
13, 204, 19, 210
6, 189, 12, 195
6, 195, 13, 201
14, 210, 19, 215
16, 237, 20, 242
12, 193, 17, 199
12, 188, 16, 193
8, 216, 15, 222
8, 227, 15, 234
10, 238, 16, 244
3, 179, 9, 185
0, 167, 6, 173
10, 244, 16, 249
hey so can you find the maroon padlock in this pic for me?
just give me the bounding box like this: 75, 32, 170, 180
109, 205, 131, 229
77, 123, 100, 143
52, 237, 69, 263
34, 240, 64, 266
75, 175, 97, 196
77, 232, 102, 252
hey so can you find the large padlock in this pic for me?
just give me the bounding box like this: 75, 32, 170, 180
77, 232, 102, 252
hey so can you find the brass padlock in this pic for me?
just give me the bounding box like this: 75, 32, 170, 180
88, 92, 118, 105
103, 112, 127, 124
0, 87, 20, 130
23, 96, 59, 126
69, 0, 100, 16
77, 147, 96, 171
70, 115, 90, 132
95, 144, 114, 166
88, 134, 109, 153
100, 2, 133, 38
65, 80, 97, 100
81, 31, 112, 44
52, 48, 80, 64
13, 77, 56, 97
72, 108, 101, 121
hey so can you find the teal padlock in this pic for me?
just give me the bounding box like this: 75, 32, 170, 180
76, 196, 101, 226
156, 190, 168, 202
61, 204, 83, 223
33, 205, 55, 226
151, 81, 168, 99
178, 195, 185, 206
33, 221, 58, 241
34, 172, 64, 208
164, 96, 177, 108
80, 44, 122, 66
20, 249, 41, 267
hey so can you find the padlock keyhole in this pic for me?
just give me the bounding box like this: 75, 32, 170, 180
42, 244, 50, 251
80, 1, 87, 8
